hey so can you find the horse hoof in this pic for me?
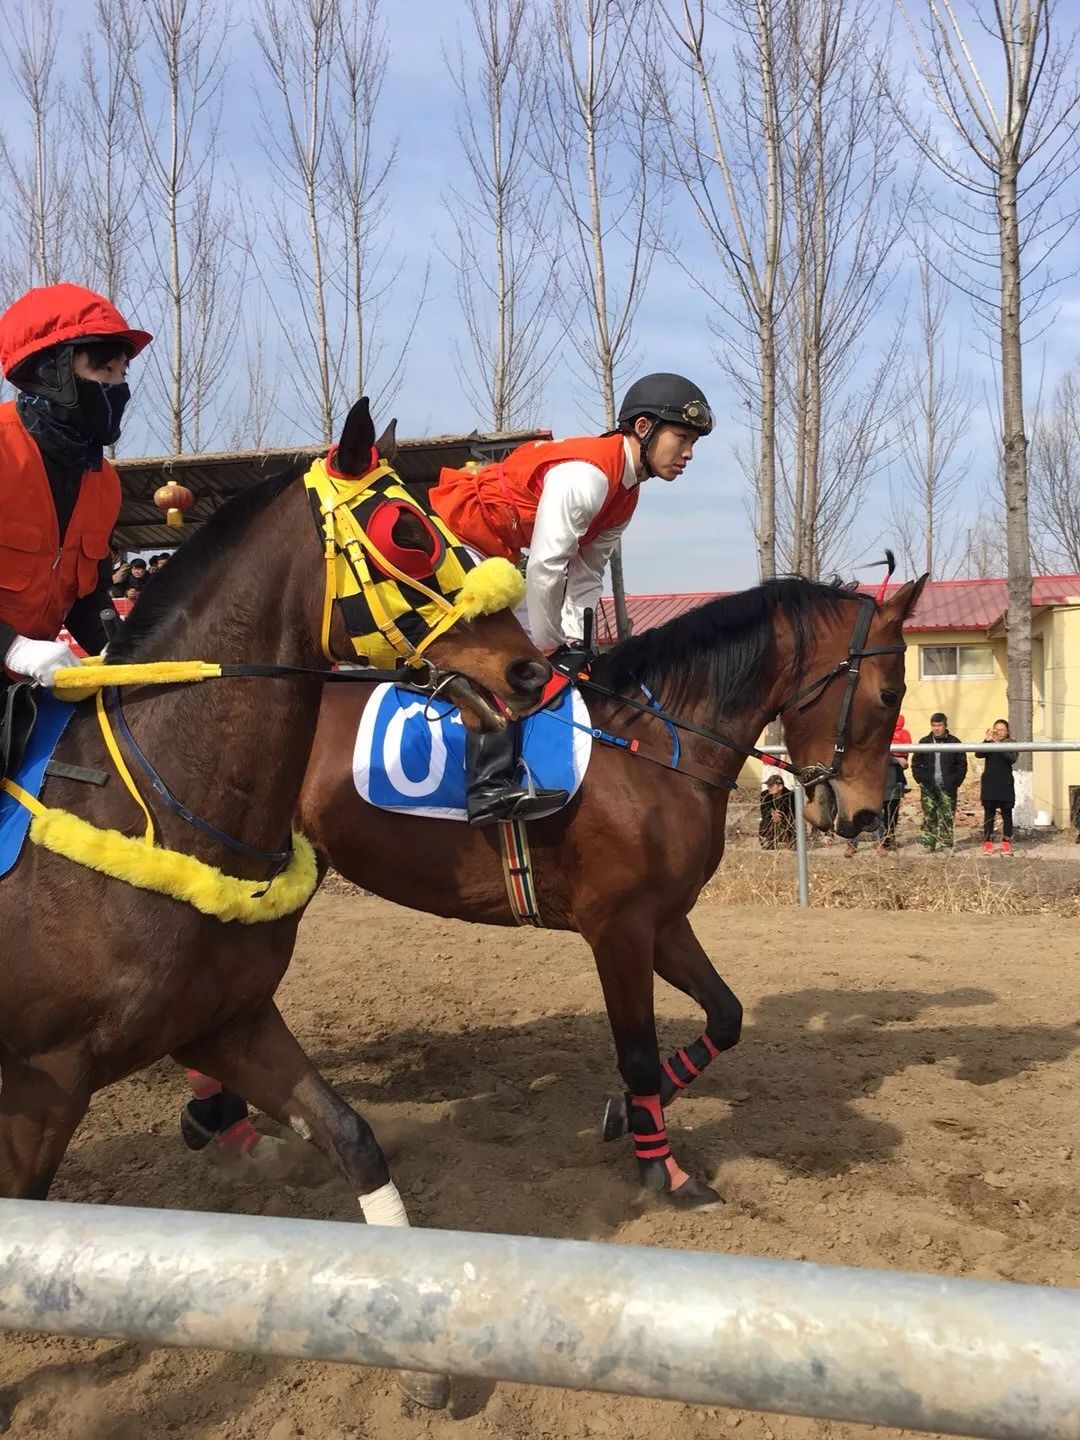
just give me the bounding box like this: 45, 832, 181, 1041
398, 1371, 451, 1410
670, 1176, 724, 1210
179, 1106, 215, 1151
601, 1093, 628, 1143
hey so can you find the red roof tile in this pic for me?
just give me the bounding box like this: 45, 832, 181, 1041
593, 575, 1080, 643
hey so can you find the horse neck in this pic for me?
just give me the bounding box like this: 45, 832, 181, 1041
114, 482, 325, 871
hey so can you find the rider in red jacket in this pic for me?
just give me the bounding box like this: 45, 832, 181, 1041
0, 284, 152, 683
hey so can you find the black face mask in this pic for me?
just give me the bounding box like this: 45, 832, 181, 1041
74, 377, 130, 444
14, 344, 131, 467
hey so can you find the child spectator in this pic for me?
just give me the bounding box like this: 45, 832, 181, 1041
976, 718, 1016, 855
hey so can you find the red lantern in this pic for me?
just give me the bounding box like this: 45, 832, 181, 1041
154, 481, 194, 528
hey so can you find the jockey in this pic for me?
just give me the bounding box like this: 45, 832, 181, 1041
431, 372, 713, 825
0, 284, 152, 683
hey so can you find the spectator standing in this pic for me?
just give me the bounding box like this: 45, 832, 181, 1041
759, 774, 796, 849
878, 713, 912, 853
127, 557, 149, 590
976, 718, 1016, 855
912, 711, 967, 853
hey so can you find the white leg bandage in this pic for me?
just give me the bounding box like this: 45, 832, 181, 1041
358, 1181, 410, 1227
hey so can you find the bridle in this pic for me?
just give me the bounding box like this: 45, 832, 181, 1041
774, 592, 906, 789
565, 590, 905, 790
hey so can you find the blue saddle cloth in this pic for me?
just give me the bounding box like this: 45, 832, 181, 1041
352, 682, 592, 821
0, 690, 75, 878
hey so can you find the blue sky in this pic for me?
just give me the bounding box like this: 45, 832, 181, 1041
12, 0, 1080, 590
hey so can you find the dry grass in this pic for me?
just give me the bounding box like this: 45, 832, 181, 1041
701, 849, 1080, 916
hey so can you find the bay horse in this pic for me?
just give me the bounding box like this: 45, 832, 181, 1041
0, 397, 548, 1409
297, 572, 928, 1208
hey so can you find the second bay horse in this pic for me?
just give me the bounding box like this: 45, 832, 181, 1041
297, 573, 928, 1207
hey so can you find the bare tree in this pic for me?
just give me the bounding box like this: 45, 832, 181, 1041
661, 0, 788, 582
70, 0, 141, 306
250, 0, 338, 444
778, 0, 909, 578
0, 0, 72, 289
251, 0, 414, 442
127, 0, 237, 452
535, 0, 663, 636
445, 0, 558, 430
961, 504, 1009, 578
228, 304, 282, 449
898, 0, 1080, 812
1029, 371, 1080, 573
889, 252, 972, 577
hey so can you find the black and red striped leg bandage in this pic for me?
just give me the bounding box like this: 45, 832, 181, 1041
185, 1069, 260, 1154
660, 1033, 721, 1107
629, 1093, 690, 1191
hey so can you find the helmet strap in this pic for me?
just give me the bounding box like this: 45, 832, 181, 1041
633, 418, 661, 480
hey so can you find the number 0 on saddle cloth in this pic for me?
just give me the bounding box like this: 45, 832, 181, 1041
353, 683, 592, 821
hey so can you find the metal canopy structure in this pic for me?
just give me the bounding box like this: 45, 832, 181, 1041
113, 428, 549, 551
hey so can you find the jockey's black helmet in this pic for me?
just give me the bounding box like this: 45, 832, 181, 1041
617, 373, 713, 436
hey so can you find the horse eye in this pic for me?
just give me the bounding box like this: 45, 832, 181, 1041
391, 512, 429, 550
881, 689, 899, 706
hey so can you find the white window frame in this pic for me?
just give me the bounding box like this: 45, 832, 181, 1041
918, 643, 995, 681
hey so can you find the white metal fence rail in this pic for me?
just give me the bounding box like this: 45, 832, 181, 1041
0, 1200, 1078, 1439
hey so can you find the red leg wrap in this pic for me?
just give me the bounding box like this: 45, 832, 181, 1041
215, 1116, 261, 1156
186, 1069, 223, 1100
629, 1094, 671, 1162
659, 1033, 720, 1105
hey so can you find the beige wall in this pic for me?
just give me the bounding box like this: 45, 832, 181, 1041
1034, 607, 1080, 827
901, 629, 1007, 742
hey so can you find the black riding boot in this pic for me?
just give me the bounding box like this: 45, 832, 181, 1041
465, 721, 568, 826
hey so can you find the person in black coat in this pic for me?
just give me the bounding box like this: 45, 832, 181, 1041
759, 774, 796, 849
911, 711, 967, 852
976, 718, 1016, 854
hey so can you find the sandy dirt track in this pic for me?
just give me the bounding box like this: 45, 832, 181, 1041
2, 890, 1079, 1440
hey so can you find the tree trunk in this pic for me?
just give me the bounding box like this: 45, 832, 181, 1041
998, 154, 1033, 815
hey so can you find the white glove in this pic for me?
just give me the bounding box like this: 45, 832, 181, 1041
4, 635, 80, 687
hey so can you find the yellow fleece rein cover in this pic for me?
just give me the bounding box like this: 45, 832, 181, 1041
1, 777, 317, 924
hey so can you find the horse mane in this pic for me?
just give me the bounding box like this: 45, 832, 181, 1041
590, 576, 863, 716
107, 468, 300, 661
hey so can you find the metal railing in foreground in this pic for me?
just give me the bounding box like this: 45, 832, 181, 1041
0, 1200, 1077, 1440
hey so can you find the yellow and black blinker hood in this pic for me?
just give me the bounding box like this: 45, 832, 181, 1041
304, 451, 525, 669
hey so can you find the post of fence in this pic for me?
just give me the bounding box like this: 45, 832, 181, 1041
793, 780, 810, 908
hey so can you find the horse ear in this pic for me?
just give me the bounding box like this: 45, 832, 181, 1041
336, 398, 376, 478
375, 417, 398, 462
883, 573, 929, 623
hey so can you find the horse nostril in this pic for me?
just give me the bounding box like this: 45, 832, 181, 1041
506, 657, 551, 693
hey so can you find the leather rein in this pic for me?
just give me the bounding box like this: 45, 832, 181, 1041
561, 594, 905, 792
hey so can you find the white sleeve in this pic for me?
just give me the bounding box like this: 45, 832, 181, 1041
561, 524, 627, 643
525, 461, 610, 652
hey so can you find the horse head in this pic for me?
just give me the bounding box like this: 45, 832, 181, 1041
317, 398, 551, 729
780, 574, 928, 837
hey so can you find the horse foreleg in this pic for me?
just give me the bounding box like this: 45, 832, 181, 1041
0, 1050, 90, 1200
179, 1068, 308, 1181
590, 919, 721, 1211
601, 915, 742, 1138
173, 1003, 451, 1411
